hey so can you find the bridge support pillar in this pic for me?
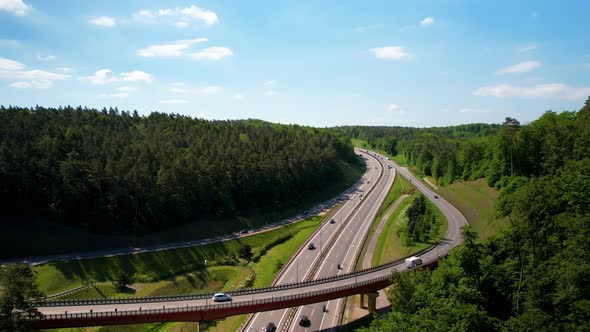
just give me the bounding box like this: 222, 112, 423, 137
366, 292, 379, 314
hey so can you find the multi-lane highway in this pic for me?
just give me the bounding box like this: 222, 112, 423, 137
244, 149, 394, 331
35, 149, 468, 331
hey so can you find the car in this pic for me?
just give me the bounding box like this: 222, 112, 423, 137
308, 243, 316, 250
212, 293, 232, 302
434, 195, 439, 199
329, 219, 336, 224
263, 322, 277, 332
299, 315, 311, 327
239, 229, 248, 234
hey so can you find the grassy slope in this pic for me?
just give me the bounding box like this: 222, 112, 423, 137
438, 178, 507, 239
372, 193, 448, 265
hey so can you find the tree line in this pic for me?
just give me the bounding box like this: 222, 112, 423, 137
356, 98, 590, 330
0, 106, 358, 234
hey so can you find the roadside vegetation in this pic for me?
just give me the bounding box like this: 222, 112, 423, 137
353, 98, 590, 330
0, 106, 361, 258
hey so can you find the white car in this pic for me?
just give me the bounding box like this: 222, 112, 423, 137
212, 293, 232, 302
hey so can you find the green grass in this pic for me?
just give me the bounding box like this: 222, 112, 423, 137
372, 193, 448, 266
356, 173, 413, 269
438, 178, 507, 239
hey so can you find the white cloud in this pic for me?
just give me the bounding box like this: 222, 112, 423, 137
137, 38, 207, 57
420, 17, 434, 26
116, 86, 137, 92
496, 61, 541, 74
518, 44, 537, 53
0, 57, 25, 70
0, 39, 22, 47
82, 69, 152, 85
234, 93, 244, 99
10, 81, 32, 88
264, 80, 276, 86
81, 69, 118, 85
170, 87, 187, 94
160, 98, 189, 104
133, 5, 218, 26
387, 104, 406, 115
353, 24, 383, 32
37, 54, 56, 61
265, 90, 278, 95
120, 70, 153, 83
370, 46, 410, 60
459, 107, 491, 113
189, 46, 233, 60
473, 83, 590, 100
111, 92, 129, 98
89, 16, 116, 27
171, 82, 185, 86
0, 0, 31, 16
196, 86, 222, 94
387, 104, 400, 112
0, 59, 69, 88
56, 67, 72, 73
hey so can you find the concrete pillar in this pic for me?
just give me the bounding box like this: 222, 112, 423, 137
358, 293, 365, 309
366, 292, 379, 314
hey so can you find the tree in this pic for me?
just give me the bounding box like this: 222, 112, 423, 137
0, 264, 43, 331
239, 244, 253, 262
113, 272, 131, 292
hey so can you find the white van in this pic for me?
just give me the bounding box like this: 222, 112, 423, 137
405, 256, 423, 269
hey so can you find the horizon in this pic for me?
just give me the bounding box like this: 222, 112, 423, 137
2, 0, 589, 127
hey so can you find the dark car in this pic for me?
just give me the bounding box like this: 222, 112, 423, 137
264, 322, 277, 332
308, 243, 316, 250
299, 315, 311, 327
329, 219, 335, 224
434, 195, 439, 199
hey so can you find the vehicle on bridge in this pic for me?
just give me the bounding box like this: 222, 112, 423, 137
212, 293, 232, 302
308, 243, 316, 250
299, 315, 311, 327
263, 322, 277, 332
405, 256, 423, 269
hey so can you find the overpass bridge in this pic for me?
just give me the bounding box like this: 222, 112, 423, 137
33, 150, 468, 330
35, 247, 442, 329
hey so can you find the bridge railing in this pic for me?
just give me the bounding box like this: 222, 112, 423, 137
40, 274, 392, 321
36, 243, 436, 308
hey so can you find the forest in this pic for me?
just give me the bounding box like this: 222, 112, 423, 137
0, 106, 358, 234
355, 98, 590, 331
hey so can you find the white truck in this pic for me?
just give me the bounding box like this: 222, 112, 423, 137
405, 256, 423, 269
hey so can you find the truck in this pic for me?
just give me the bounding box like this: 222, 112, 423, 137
405, 256, 423, 269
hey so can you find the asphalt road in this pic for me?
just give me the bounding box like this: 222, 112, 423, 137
246, 149, 394, 332
36, 150, 468, 331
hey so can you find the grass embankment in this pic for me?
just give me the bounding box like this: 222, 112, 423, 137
372, 193, 448, 265
438, 178, 507, 239
44, 214, 326, 332
5, 160, 363, 258
356, 172, 413, 269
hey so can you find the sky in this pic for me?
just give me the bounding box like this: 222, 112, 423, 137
1, 0, 590, 127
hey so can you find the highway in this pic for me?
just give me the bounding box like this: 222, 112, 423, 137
35, 149, 468, 331
244, 149, 393, 331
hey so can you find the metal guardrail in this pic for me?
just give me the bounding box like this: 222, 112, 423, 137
39, 275, 392, 321
43, 282, 94, 300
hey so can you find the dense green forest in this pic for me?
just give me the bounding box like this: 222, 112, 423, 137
0, 106, 358, 234
356, 98, 590, 331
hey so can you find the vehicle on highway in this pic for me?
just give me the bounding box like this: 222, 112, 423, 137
212, 293, 232, 302
405, 256, 423, 268
299, 315, 311, 327
308, 243, 316, 250
239, 229, 248, 234
263, 322, 277, 332
434, 195, 439, 199
329, 219, 335, 224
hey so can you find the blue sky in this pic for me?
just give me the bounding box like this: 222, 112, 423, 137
1, 0, 589, 127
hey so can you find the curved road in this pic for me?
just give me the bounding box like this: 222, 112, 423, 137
36, 150, 468, 331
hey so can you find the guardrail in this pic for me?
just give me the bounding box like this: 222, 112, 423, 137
39, 274, 392, 322
43, 282, 94, 300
